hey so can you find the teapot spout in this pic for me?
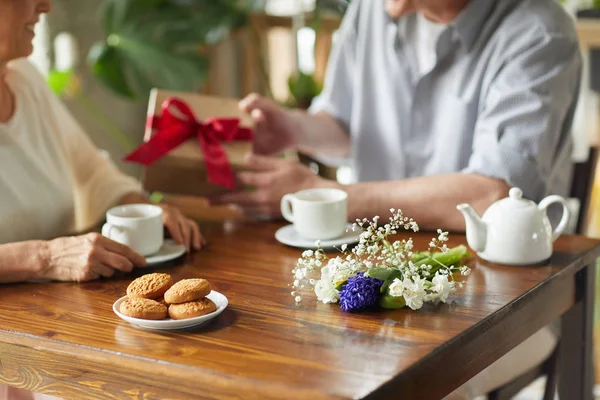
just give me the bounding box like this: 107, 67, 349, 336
456, 203, 487, 253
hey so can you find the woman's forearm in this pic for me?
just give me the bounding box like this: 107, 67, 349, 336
118, 191, 150, 205
0, 241, 46, 283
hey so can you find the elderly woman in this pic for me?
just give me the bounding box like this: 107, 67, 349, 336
0, 0, 203, 397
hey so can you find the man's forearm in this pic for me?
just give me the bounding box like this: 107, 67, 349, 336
336, 174, 509, 232
290, 110, 351, 158
0, 241, 46, 283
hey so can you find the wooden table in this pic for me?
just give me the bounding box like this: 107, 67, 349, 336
0, 222, 598, 400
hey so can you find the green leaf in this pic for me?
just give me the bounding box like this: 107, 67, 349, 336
92, 0, 254, 100
413, 245, 469, 267
149, 192, 165, 204
411, 251, 431, 264
47, 69, 74, 97
88, 42, 135, 99
288, 72, 323, 106
366, 267, 401, 282
379, 292, 406, 309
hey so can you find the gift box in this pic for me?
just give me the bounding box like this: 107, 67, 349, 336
126, 89, 254, 198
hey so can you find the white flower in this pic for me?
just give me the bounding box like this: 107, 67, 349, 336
314, 279, 339, 303
437, 230, 449, 242
327, 257, 357, 285
403, 276, 426, 310
302, 250, 314, 258
431, 273, 455, 303
341, 244, 348, 252
388, 278, 404, 297
294, 269, 306, 280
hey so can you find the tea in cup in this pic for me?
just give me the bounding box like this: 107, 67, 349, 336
102, 204, 164, 256
280, 188, 348, 240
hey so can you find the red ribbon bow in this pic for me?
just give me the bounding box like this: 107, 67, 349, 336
124, 97, 253, 190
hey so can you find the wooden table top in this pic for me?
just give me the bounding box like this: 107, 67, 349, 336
0, 221, 599, 400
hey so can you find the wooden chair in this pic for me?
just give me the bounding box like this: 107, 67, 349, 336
486, 147, 598, 400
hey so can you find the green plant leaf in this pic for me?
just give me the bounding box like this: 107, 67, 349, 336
92, 0, 254, 100
288, 72, 323, 105
47, 69, 74, 97
88, 42, 135, 98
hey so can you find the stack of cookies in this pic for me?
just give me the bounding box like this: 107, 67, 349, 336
119, 273, 217, 320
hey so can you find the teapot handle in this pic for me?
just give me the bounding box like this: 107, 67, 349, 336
538, 195, 570, 242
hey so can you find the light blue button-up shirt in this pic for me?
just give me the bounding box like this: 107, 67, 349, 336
310, 0, 582, 202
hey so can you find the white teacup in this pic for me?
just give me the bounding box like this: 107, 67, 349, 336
101, 204, 164, 256
280, 188, 348, 240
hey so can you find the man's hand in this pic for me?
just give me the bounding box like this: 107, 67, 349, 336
210, 154, 335, 218
239, 93, 302, 155
159, 204, 206, 252
40, 233, 147, 282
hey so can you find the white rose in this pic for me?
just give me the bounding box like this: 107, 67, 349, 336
314, 279, 339, 304
388, 278, 404, 297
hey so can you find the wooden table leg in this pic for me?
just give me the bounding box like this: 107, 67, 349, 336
559, 264, 596, 400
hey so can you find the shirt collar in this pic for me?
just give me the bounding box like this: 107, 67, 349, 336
451, 0, 497, 51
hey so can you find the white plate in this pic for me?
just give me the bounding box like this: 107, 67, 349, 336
146, 239, 186, 265
113, 291, 228, 330
275, 223, 361, 250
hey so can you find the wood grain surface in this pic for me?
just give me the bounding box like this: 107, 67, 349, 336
0, 221, 598, 400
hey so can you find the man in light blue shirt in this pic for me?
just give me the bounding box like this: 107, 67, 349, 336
212, 1, 580, 397
213, 0, 580, 233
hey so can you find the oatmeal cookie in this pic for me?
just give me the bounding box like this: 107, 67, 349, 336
126, 273, 173, 300
168, 298, 217, 320
119, 298, 168, 320
164, 278, 211, 304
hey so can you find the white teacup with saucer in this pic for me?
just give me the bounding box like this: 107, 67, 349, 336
276, 188, 360, 249
102, 204, 186, 264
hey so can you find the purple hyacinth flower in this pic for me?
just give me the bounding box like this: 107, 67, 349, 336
339, 272, 384, 312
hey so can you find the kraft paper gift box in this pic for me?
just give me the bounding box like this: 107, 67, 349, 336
125, 89, 254, 198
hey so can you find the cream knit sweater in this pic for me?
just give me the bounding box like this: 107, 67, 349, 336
0, 59, 142, 243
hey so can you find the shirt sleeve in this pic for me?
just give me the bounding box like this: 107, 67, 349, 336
463, 32, 582, 201
18, 62, 144, 231
307, 0, 361, 128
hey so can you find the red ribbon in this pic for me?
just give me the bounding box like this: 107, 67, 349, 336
124, 97, 253, 190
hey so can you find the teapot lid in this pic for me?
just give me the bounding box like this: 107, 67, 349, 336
491, 187, 536, 212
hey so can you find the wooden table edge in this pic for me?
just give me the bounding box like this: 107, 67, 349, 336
0, 325, 343, 399
365, 244, 600, 399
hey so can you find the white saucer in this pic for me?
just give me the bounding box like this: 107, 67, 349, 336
275, 223, 361, 250
113, 290, 228, 330
145, 239, 186, 265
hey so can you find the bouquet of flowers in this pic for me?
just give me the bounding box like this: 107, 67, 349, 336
291, 209, 471, 312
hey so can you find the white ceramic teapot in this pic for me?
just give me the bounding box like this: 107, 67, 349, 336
456, 188, 570, 265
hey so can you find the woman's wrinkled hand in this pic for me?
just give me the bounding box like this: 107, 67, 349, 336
159, 204, 206, 252
40, 233, 148, 282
